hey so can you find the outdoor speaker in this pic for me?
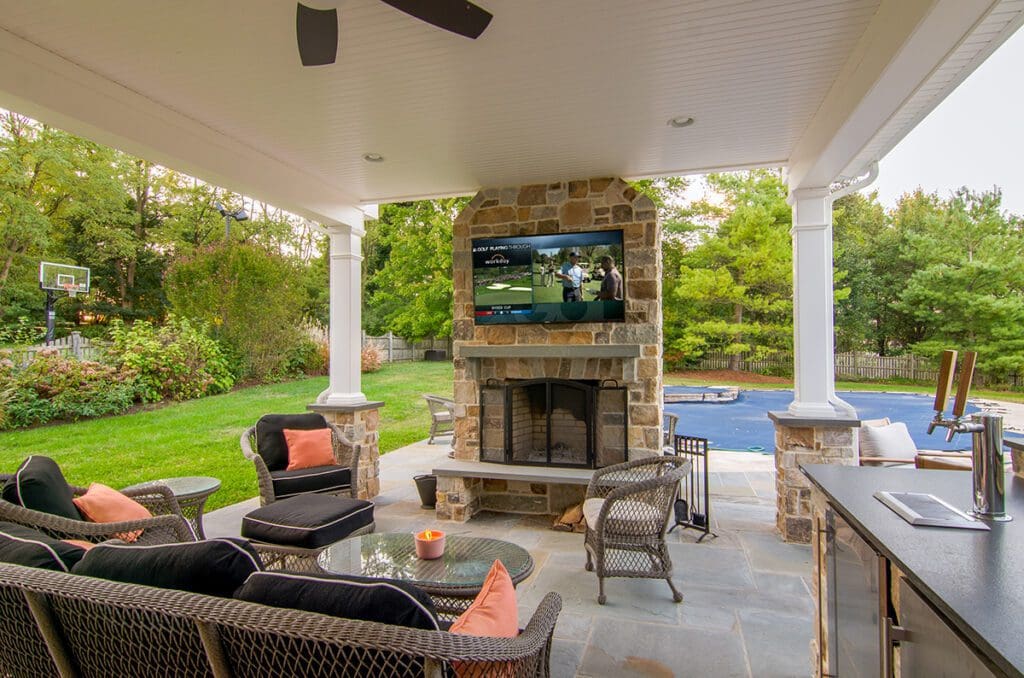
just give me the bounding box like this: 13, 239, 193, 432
296, 3, 338, 66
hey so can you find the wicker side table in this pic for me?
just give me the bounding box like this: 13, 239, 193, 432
121, 476, 220, 539
319, 533, 534, 619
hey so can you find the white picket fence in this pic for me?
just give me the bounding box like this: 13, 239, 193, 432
6, 332, 103, 366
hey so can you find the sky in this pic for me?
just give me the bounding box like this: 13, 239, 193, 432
871, 25, 1024, 215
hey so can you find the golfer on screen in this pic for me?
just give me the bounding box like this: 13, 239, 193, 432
555, 251, 584, 302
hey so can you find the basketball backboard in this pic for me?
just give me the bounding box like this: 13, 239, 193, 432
39, 261, 90, 294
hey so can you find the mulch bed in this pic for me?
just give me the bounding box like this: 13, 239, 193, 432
665, 369, 792, 385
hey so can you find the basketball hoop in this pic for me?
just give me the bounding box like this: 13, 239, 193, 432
62, 283, 77, 298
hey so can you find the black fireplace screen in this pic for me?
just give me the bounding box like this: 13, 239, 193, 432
479, 378, 628, 468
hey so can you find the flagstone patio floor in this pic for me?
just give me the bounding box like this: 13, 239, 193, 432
205, 441, 812, 678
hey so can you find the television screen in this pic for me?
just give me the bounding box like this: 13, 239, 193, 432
472, 230, 625, 324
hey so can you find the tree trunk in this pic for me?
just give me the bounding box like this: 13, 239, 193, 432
728, 302, 743, 371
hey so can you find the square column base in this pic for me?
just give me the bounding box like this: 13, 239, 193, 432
308, 401, 385, 500
769, 411, 859, 543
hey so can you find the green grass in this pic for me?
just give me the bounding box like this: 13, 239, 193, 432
0, 361, 454, 510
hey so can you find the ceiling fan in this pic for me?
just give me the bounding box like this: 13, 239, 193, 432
296, 1, 493, 67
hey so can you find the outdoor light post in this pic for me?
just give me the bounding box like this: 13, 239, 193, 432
215, 202, 249, 240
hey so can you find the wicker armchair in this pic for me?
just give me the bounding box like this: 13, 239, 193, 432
241, 414, 361, 505
424, 394, 456, 444
662, 413, 679, 451
0, 562, 563, 677
0, 483, 194, 545
583, 455, 692, 605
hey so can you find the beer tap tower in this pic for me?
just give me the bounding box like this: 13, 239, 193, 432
927, 350, 1011, 521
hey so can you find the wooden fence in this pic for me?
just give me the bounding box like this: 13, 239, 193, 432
361, 332, 451, 363
5, 332, 103, 366
696, 350, 944, 382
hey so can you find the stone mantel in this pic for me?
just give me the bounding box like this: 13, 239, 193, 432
458, 345, 640, 359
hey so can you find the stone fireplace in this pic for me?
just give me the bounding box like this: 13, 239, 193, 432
435, 177, 662, 521
480, 378, 628, 468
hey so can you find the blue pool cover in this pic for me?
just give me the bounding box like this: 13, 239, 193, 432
663, 387, 1018, 453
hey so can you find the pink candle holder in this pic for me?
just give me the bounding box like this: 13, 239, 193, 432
414, 529, 446, 559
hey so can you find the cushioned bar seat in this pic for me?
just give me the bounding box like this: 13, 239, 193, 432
270, 465, 352, 500
242, 494, 374, 550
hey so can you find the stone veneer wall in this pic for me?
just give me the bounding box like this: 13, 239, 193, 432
771, 414, 858, 542
440, 177, 662, 521
308, 403, 382, 499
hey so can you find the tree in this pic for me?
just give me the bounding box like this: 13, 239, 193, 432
364, 198, 468, 340
164, 243, 305, 380
663, 171, 793, 368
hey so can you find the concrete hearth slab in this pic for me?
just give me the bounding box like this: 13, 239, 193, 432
433, 459, 595, 485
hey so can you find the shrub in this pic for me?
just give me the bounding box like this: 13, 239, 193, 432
105, 317, 235, 402
0, 317, 44, 345
164, 243, 305, 381
361, 344, 383, 373
0, 350, 137, 429
285, 336, 329, 376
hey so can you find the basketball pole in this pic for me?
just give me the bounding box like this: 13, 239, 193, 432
44, 289, 56, 345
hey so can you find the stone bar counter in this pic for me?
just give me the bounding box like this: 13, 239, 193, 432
802, 464, 1024, 678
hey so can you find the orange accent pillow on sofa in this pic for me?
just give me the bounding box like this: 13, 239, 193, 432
284, 427, 335, 471
72, 483, 152, 542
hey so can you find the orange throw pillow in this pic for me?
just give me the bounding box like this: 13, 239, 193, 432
284, 427, 335, 471
450, 560, 519, 677
61, 539, 96, 551
73, 483, 152, 542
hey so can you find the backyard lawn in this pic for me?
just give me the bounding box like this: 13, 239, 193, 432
0, 361, 454, 510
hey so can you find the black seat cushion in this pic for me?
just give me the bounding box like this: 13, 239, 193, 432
235, 571, 439, 630
241, 494, 374, 549
255, 413, 329, 471
0, 522, 88, 572
270, 465, 352, 500
71, 537, 263, 598
1, 456, 81, 520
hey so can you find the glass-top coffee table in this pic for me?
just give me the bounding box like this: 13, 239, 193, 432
318, 533, 534, 618
121, 476, 220, 539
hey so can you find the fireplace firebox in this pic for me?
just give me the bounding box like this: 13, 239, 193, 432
479, 378, 628, 469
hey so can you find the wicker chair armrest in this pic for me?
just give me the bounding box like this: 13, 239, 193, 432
329, 423, 360, 498
0, 500, 194, 544
120, 484, 184, 517
586, 456, 687, 499
592, 465, 690, 534
241, 426, 277, 505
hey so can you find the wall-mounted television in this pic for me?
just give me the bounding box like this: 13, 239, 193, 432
472, 229, 625, 324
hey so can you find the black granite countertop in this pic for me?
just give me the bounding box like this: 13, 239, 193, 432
802, 464, 1024, 678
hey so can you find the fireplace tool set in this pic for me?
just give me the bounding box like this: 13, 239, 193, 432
667, 434, 717, 541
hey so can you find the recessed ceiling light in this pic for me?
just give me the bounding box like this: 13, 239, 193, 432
667, 116, 695, 128
362, 153, 385, 162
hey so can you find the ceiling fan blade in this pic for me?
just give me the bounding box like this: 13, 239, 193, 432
296, 3, 339, 66
379, 0, 493, 39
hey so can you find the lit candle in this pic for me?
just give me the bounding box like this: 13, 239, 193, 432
415, 529, 446, 559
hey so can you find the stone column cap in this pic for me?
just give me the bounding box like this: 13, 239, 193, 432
768, 411, 860, 427
308, 401, 385, 415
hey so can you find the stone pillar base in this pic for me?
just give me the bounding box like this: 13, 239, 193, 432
436, 476, 482, 522
769, 411, 859, 543
308, 401, 384, 500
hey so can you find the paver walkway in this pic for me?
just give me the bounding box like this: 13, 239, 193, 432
206, 441, 813, 678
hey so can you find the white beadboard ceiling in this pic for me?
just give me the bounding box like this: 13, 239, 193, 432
0, 0, 1019, 214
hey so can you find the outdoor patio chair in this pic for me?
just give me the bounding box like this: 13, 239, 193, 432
0, 481, 194, 546
424, 394, 456, 444
583, 455, 692, 605
241, 413, 361, 505
858, 417, 972, 470
662, 413, 679, 452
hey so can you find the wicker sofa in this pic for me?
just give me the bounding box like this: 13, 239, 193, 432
0, 562, 562, 677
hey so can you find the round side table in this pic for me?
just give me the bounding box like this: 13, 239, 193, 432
122, 476, 221, 539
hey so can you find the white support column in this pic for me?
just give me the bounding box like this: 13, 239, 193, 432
318, 220, 367, 407
788, 187, 850, 418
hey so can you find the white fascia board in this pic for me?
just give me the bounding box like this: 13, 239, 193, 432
0, 26, 362, 227
788, 0, 995, 190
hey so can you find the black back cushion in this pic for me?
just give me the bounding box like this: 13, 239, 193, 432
255, 413, 330, 471
0, 522, 87, 572
72, 537, 262, 597
235, 571, 440, 630
1, 456, 81, 520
